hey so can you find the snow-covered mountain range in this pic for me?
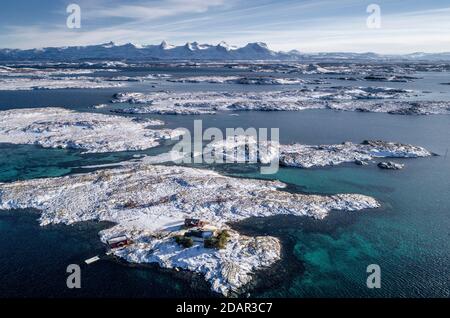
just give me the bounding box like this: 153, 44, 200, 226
1, 41, 450, 62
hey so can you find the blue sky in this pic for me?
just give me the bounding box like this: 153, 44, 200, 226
0, 0, 449, 53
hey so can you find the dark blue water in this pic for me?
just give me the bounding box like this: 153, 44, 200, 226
0, 67, 449, 298
0, 211, 217, 298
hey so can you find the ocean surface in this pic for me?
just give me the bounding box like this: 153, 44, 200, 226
0, 66, 449, 298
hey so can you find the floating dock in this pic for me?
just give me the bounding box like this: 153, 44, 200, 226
84, 256, 100, 265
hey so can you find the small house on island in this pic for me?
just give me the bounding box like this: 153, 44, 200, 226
184, 218, 206, 228
185, 229, 215, 239
107, 235, 131, 249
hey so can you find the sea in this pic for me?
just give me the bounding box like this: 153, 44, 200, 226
0, 64, 449, 298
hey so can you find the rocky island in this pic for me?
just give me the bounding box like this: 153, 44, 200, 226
0, 164, 380, 296
109, 89, 450, 116
0, 107, 182, 153
279, 140, 433, 168
377, 161, 405, 170
204, 137, 433, 169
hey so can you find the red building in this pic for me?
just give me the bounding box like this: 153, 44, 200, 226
184, 218, 206, 228
107, 235, 131, 249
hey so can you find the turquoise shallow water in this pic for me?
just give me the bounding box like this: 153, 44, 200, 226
1, 110, 449, 297
0, 68, 449, 298
238, 158, 450, 297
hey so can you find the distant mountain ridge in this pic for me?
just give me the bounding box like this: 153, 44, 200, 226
1, 41, 450, 62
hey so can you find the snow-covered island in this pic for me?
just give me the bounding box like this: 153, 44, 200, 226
0, 107, 182, 153
0, 66, 170, 90
278, 140, 433, 168
202, 137, 434, 168
110, 89, 449, 116
0, 164, 380, 296
167, 75, 324, 85
0, 76, 125, 90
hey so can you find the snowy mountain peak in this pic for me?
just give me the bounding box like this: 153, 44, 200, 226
217, 41, 236, 51
184, 42, 196, 51
0, 41, 297, 60
2, 41, 449, 61
245, 42, 269, 50
101, 41, 117, 48
121, 42, 141, 49
128, 42, 143, 49
159, 40, 175, 50
184, 42, 211, 51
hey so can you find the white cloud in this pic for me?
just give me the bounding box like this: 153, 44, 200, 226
88, 0, 227, 20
